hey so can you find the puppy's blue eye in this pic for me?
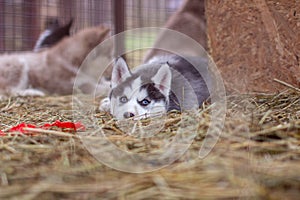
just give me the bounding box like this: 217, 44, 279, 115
119, 96, 128, 103
139, 98, 151, 106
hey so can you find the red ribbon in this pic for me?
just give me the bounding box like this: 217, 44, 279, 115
0, 120, 85, 136
42, 120, 85, 131
0, 130, 6, 136
9, 123, 37, 133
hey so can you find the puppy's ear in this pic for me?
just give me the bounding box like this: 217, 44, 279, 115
152, 63, 172, 96
111, 57, 131, 88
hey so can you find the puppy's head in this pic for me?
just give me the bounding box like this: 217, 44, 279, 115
109, 58, 172, 120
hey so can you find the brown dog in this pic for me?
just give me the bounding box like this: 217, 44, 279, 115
143, 0, 207, 62
0, 25, 111, 98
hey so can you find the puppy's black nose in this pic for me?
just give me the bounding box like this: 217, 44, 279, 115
123, 112, 135, 119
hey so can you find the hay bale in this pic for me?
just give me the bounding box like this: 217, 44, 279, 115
206, 0, 300, 93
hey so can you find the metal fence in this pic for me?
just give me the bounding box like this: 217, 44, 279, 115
0, 0, 182, 64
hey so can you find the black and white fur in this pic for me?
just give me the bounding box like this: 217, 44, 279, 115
34, 18, 73, 52
100, 55, 210, 120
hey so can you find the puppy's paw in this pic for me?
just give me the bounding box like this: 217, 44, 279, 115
15, 89, 45, 97
99, 97, 110, 112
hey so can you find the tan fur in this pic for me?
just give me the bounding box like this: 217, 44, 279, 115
0, 25, 110, 97
144, 0, 207, 62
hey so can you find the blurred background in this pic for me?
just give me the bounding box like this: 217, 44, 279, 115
0, 0, 183, 65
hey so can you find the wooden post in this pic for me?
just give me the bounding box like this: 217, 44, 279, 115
59, 0, 75, 27
0, 0, 5, 53
113, 0, 125, 58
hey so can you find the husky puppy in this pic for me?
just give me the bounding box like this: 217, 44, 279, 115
100, 55, 210, 120
0, 25, 110, 97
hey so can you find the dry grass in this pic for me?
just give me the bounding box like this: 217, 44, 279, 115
0, 90, 299, 199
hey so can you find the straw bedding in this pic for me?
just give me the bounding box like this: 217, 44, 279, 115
0, 89, 299, 199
